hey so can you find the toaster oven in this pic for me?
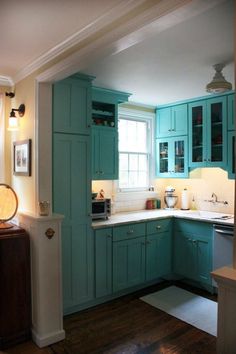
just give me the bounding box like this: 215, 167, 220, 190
91, 198, 111, 220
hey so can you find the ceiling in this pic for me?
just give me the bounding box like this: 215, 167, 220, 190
82, 0, 234, 106
0, 0, 234, 106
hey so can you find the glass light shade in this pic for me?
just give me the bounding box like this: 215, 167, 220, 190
0, 184, 18, 228
206, 64, 232, 94
7, 116, 19, 131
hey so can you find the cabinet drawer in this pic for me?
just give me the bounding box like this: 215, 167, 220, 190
113, 222, 145, 241
146, 218, 172, 235
174, 219, 212, 237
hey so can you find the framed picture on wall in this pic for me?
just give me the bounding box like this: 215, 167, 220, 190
13, 139, 32, 176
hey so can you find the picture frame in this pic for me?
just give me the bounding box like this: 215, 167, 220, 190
13, 139, 32, 176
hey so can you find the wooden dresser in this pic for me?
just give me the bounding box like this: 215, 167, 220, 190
0, 225, 31, 348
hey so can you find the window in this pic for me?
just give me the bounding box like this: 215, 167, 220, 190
118, 110, 153, 190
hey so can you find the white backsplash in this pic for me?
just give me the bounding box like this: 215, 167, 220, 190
92, 167, 235, 214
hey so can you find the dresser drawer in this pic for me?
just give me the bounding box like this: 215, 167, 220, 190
146, 218, 172, 235
113, 222, 145, 241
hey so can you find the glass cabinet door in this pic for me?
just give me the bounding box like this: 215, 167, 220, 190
159, 141, 169, 174
174, 140, 185, 173
228, 131, 235, 179
189, 101, 206, 167
207, 96, 227, 167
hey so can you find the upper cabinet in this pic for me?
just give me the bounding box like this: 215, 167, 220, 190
156, 104, 188, 138
227, 93, 235, 131
53, 74, 94, 135
91, 87, 130, 180
189, 96, 227, 168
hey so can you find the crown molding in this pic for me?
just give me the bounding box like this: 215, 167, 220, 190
13, 0, 146, 84
0, 76, 14, 87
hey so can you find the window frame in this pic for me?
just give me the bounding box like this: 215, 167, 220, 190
118, 106, 155, 192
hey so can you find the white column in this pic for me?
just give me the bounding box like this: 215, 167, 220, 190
18, 212, 65, 348
212, 266, 236, 354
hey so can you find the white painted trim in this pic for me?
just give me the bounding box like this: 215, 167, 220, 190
13, 0, 146, 84
31, 328, 65, 348
0, 75, 14, 87
119, 106, 155, 120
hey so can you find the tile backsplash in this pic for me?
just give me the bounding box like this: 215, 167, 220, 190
92, 167, 235, 214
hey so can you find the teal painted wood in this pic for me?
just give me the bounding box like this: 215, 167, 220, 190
156, 136, 188, 178
92, 127, 118, 180
228, 93, 235, 131
146, 231, 172, 281
206, 96, 227, 168
53, 133, 94, 313
156, 104, 187, 138
92, 87, 131, 104
95, 228, 112, 298
113, 222, 145, 241
228, 131, 235, 179
189, 96, 227, 169
53, 76, 92, 135
188, 100, 207, 168
173, 220, 212, 286
156, 107, 172, 137
113, 237, 146, 292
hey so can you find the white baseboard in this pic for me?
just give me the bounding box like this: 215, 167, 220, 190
32, 328, 65, 348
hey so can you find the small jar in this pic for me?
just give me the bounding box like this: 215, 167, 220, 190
146, 199, 153, 210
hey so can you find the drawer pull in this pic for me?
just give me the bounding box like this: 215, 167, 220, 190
156, 225, 161, 230
127, 229, 134, 235
45, 228, 55, 239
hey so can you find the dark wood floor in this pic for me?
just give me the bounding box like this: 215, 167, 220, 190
50, 281, 217, 354
3, 281, 217, 354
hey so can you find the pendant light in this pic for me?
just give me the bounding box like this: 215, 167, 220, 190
206, 63, 232, 94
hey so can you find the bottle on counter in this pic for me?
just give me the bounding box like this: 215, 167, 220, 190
181, 188, 190, 210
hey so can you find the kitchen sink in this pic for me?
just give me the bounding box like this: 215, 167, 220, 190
179, 210, 234, 220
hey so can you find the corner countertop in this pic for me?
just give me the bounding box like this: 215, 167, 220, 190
92, 209, 234, 229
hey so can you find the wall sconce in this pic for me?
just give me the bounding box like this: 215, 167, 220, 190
7, 104, 25, 131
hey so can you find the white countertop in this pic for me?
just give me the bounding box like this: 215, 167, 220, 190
92, 209, 234, 229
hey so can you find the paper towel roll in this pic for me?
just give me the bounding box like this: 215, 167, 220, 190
181, 188, 189, 210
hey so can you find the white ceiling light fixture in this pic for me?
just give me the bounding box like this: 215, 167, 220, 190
206, 63, 232, 94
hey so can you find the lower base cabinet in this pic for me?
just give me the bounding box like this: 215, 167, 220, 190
173, 219, 213, 285
95, 228, 112, 298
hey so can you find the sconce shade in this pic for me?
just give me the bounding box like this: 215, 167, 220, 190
7, 104, 25, 131
206, 64, 232, 94
0, 184, 18, 229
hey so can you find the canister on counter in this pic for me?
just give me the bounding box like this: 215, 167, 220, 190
156, 199, 161, 209
146, 199, 153, 210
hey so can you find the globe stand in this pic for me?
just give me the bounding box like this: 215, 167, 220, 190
0, 221, 14, 229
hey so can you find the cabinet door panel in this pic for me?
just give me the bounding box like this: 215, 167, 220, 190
228, 94, 235, 131
156, 108, 172, 137
189, 100, 206, 167
228, 131, 235, 179
53, 78, 91, 135
53, 133, 93, 313
207, 96, 227, 167
171, 104, 188, 136
113, 237, 145, 292
195, 235, 212, 285
146, 232, 171, 281
95, 228, 112, 298
99, 130, 118, 179
92, 129, 100, 180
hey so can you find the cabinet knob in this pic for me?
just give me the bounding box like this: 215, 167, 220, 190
192, 240, 197, 244
100, 171, 104, 175
168, 129, 171, 132
127, 229, 134, 235
96, 171, 99, 174
208, 159, 211, 162
156, 225, 161, 230
45, 228, 55, 239
87, 124, 91, 128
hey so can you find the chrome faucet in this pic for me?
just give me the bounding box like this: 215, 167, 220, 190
204, 192, 228, 205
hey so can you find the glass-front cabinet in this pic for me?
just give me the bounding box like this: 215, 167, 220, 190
156, 136, 188, 178
228, 131, 235, 179
189, 96, 227, 168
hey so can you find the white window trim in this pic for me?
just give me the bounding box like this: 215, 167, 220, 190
117, 106, 155, 193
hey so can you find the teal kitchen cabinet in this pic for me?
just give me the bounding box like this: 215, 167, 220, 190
156, 104, 188, 138
189, 96, 227, 168
227, 93, 235, 131
53, 74, 93, 135
92, 127, 118, 180
53, 133, 94, 314
146, 219, 172, 281
113, 222, 146, 292
227, 131, 235, 179
92, 87, 130, 130
156, 136, 188, 178
95, 227, 112, 298
173, 219, 213, 286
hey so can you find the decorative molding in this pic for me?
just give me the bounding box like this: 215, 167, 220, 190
0, 75, 14, 87
13, 0, 146, 84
